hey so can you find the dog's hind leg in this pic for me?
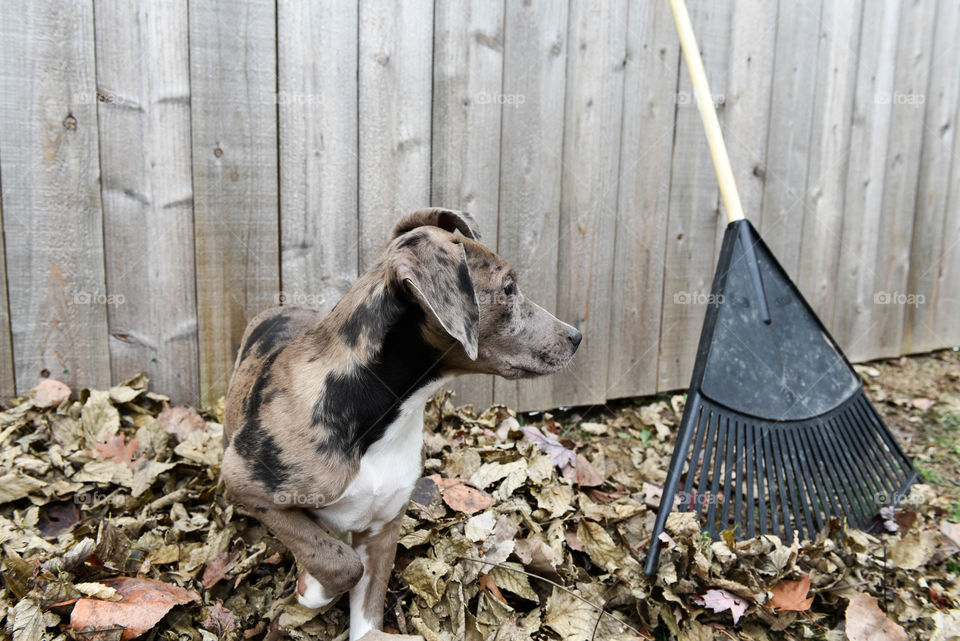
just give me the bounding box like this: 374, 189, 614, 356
255, 507, 364, 608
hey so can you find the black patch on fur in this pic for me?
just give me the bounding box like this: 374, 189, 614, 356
457, 261, 473, 295
339, 290, 404, 349
312, 302, 442, 458
240, 313, 292, 363
233, 349, 296, 492
396, 231, 424, 249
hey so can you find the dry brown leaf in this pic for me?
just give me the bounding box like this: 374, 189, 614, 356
428, 474, 494, 514
561, 454, 604, 487
768, 575, 813, 612
845, 593, 907, 641
202, 600, 235, 635
33, 378, 71, 408
157, 403, 206, 442
478, 573, 508, 605
70, 577, 199, 641
201, 549, 241, 589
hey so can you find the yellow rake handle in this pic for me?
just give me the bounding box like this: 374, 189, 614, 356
669, 0, 745, 223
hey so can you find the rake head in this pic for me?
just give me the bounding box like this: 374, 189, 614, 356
644, 221, 918, 576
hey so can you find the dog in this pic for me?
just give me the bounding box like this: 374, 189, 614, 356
221, 208, 581, 640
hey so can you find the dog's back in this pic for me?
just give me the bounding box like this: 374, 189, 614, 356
223, 305, 324, 444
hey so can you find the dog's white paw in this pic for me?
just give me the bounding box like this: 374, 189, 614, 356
297, 571, 338, 609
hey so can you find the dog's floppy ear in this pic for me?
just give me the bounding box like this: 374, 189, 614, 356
392, 208, 482, 242
390, 233, 479, 360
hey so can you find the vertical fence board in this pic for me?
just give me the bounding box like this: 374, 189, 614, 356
94, 0, 199, 403
279, 1, 358, 317
554, 0, 627, 407
832, 0, 900, 361
656, 0, 735, 392
723, 0, 777, 229
798, 0, 864, 329
0, 1, 110, 392
605, 1, 680, 400
190, 0, 279, 406
758, 0, 823, 277
493, 0, 569, 412
903, 2, 960, 353
933, 92, 960, 347
431, 0, 505, 410
0, 181, 14, 397
358, 0, 434, 271
868, 0, 938, 357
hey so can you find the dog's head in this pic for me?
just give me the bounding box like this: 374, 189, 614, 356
387, 208, 581, 379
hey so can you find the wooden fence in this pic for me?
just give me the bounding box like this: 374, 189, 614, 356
0, 0, 957, 412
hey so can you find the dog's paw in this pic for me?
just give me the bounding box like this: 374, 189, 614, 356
297, 571, 339, 609
354, 632, 425, 641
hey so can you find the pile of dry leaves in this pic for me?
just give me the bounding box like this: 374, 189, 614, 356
1, 352, 959, 640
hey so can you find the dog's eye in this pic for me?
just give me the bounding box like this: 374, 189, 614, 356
503, 281, 516, 296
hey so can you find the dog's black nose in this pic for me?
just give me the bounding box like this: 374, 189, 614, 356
568, 328, 582, 350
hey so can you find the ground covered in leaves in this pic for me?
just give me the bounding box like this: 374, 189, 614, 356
2, 350, 959, 641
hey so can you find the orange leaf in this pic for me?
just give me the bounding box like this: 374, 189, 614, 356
71, 577, 199, 641
92, 434, 139, 467
768, 575, 813, 612
427, 474, 494, 514
478, 573, 508, 604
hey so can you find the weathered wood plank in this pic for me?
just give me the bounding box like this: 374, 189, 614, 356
94, 0, 199, 403
0, 0, 111, 392
832, 0, 901, 361
758, 0, 823, 277
936, 121, 960, 347
358, 0, 434, 271
797, 0, 864, 329
0, 176, 15, 398
722, 0, 778, 230
867, 0, 937, 357
605, 0, 681, 400
553, 0, 628, 407
278, 0, 358, 317
492, 0, 569, 411
903, 1, 960, 353
656, 0, 735, 392
189, 0, 279, 406
431, 0, 505, 410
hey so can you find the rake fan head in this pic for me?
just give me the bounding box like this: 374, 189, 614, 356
644, 221, 917, 575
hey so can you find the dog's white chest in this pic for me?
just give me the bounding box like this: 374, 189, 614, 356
313, 383, 440, 535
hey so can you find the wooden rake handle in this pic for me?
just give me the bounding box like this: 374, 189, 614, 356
669, 0, 745, 224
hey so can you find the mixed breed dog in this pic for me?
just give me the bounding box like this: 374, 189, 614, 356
222, 209, 582, 640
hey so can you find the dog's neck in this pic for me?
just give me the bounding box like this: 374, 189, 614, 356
305, 278, 446, 458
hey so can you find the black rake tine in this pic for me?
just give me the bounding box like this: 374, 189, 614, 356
686, 402, 709, 513
797, 425, 837, 525
732, 420, 745, 537
851, 395, 909, 489
786, 428, 818, 540
812, 420, 867, 528
745, 423, 758, 538
762, 425, 782, 539
696, 411, 720, 521
825, 417, 874, 526
706, 416, 729, 535
841, 403, 897, 497
833, 410, 887, 511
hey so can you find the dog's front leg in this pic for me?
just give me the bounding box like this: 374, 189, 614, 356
348, 512, 410, 640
